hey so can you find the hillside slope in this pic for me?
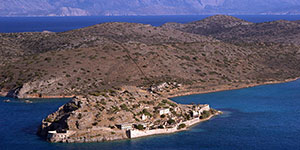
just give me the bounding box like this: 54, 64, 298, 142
162, 15, 300, 45
1, 16, 300, 98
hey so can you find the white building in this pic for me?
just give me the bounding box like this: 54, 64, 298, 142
47, 130, 74, 142
117, 123, 133, 130
192, 111, 199, 117
199, 105, 210, 114
142, 114, 148, 120
159, 108, 170, 115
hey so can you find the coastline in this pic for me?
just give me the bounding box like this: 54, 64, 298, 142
0, 91, 8, 97
166, 77, 300, 98
129, 112, 220, 139
2, 77, 299, 143
127, 78, 299, 141
1, 77, 299, 100
19, 94, 76, 99
0, 92, 75, 99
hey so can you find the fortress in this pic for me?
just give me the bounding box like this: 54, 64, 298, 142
45, 104, 217, 142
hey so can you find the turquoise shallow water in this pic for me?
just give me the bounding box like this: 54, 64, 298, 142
1, 80, 300, 150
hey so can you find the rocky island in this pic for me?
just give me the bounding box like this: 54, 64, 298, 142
1, 15, 300, 143
38, 85, 220, 143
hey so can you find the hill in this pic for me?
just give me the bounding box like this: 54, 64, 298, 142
162, 15, 300, 45
162, 15, 253, 36
1, 16, 300, 98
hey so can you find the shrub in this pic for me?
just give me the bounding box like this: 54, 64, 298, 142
158, 125, 164, 129
133, 104, 140, 108
167, 119, 176, 125
210, 109, 218, 114
109, 117, 115, 121
111, 106, 120, 113
108, 125, 115, 129
136, 124, 144, 130
185, 113, 191, 120
70, 103, 79, 109
44, 57, 52, 62
89, 92, 101, 96
177, 123, 186, 130
200, 110, 211, 119
45, 118, 53, 122
142, 109, 152, 117
100, 99, 106, 105
78, 113, 82, 119
120, 104, 129, 111
162, 99, 168, 103
134, 117, 140, 122
96, 112, 101, 118
167, 101, 177, 107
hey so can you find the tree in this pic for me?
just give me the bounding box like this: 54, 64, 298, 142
167, 119, 175, 125
136, 124, 144, 130
178, 123, 186, 130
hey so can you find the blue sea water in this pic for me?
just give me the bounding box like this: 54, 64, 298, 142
1, 80, 300, 150
1, 15, 300, 150
0, 15, 299, 33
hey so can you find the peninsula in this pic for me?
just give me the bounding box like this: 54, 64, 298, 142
1, 15, 300, 143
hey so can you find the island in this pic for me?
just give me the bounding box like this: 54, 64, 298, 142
1, 15, 300, 143
38, 85, 220, 143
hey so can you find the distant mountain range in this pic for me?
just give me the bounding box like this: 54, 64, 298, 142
1, 0, 300, 16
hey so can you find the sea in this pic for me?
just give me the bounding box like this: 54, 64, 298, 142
1, 15, 300, 150
0, 15, 300, 33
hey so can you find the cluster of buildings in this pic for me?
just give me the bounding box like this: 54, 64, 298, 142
47, 130, 75, 143
116, 104, 211, 139
191, 104, 210, 117
46, 104, 212, 142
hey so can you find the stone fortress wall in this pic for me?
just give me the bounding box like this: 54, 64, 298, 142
129, 105, 211, 139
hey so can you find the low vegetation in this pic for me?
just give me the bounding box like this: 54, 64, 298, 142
0, 15, 299, 100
